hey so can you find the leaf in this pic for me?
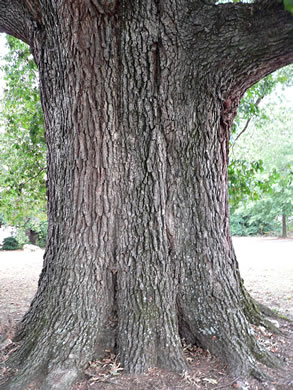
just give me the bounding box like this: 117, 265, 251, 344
203, 378, 218, 384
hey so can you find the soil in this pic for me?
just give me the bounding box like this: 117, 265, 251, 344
0, 237, 293, 390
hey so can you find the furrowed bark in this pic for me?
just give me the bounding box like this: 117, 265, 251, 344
115, 1, 187, 373
3, 3, 120, 390
174, 0, 293, 376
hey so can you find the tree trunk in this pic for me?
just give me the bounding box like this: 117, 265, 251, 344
3, 4, 121, 388
1, 1, 293, 389
27, 229, 37, 245
282, 213, 287, 238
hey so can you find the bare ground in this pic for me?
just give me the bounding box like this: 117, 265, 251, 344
235, 237, 293, 321
0, 237, 293, 390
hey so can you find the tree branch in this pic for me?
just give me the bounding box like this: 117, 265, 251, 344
0, 0, 37, 45
218, 2, 293, 94
185, 2, 293, 97
232, 95, 264, 146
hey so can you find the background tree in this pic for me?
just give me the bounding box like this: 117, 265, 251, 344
0, 36, 46, 244
0, 1, 293, 390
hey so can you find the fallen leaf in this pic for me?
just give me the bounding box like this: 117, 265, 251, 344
203, 377, 218, 384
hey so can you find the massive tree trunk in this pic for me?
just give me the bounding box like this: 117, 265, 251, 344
1, 1, 293, 389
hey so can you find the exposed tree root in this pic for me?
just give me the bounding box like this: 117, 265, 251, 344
251, 340, 282, 370
0, 318, 114, 390
1, 309, 284, 390
177, 283, 284, 384
257, 302, 292, 322
0, 335, 87, 390
250, 367, 271, 382
1, 275, 285, 390
40, 368, 80, 390
0, 367, 80, 390
240, 282, 283, 334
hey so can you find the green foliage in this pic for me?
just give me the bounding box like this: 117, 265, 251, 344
229, 166, 293, 236
34, 220, 47, 248
229, 66, 293, 220
230, 167, 293, 236
261, 166, 293, 235
0, 36, 47, 231
228, 159, 265, 209
284, 0, 293, 13
218, 0, 293, 13
216, 0, 253, 4
230, 206, 279, 236
1, 236, 21, 250
14, 219, 48, 247
230, 78, 293, 236
231, 65, 293, 141
14, 228, 30, 247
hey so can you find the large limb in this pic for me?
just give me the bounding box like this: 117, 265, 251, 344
184, 1, 293, 96
0, 0, 38, 45
215, 1, 293, 94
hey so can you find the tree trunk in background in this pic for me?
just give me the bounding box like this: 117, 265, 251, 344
27, 230, 37, 245
282, 213, 287, 238
0, 1, 293, 389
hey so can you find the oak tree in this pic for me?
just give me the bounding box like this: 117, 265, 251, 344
1, 1, 293, 389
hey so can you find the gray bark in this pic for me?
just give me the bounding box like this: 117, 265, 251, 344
0, 1, 293, 389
